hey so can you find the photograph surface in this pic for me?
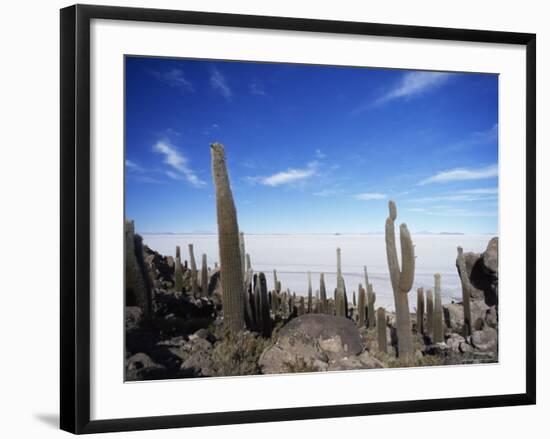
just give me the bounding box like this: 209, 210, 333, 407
124, 56, 499, 381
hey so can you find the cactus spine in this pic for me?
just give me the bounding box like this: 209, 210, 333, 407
426, 289, 434, 339
433, 273, 444, 343
210, 143, 245, 334
385, 200, 415, 358
377, 307, 387, 353
319, 273, 327, 314
416, 287, 424, 334
188, 244, 199, 298
367, 283, 376, 328
357, 284, 366, 328
457, 246, 473, 337
307, 271, 313, 313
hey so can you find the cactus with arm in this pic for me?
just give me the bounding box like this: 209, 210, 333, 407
385, 200, 415, 358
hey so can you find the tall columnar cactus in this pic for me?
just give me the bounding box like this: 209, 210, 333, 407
314, 289, 320, 313
426, 289, 434, 339
319, 273, 327, 314
416, 287, 425, 334
210, 143, 245, 334
353, 291, 357, 307
245, 253, 251, 272
276, 280, 282, 294
125, 220, 152, 319
253, 274, 261, 327
385, 200, 415, 358
239, 232, 246, 280
377, 307, 387, 353
336, 248, 346, 317
176, 245, 181, 261
201, 254, 208, 296
367, 283, 376, 328
457, 246, 473, 337
433, 274, 444, 343
174, 256, 183, 293
188, 244, 199, 298
307, 271, 313, 313
363, 266, 369, 294
357, 284, 366, 328
258, 272, 272, 338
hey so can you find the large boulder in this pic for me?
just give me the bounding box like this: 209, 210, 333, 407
471, 327, 498, 353
444, 301, 491, 332
259, 314, 364, 374
481, 237, 498, 306
455, 237, 499, 306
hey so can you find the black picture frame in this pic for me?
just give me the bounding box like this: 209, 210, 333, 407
60, 4, 536, 434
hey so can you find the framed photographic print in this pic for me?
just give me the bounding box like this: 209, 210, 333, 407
60, 4, 536, 434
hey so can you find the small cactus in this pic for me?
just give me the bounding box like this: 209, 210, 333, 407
188, 244, 199, 298
377, 307, 387, 353
416, 287, 424, 334
298, 296, 306, 316
457, 247, 473, 337
174, 256, 183, 293
258, 272, 272, 338
201, 254, 208, 296
357, 284, 366, 328
307, 271, 313, 313
319, 273, 327, 314
367, 283, 376, 328
273, 269, 278, 292
385, 200, 415, 358
210, 143, 245, 334
433, 273, 444, 343
336, 248, 346, 317
426, 288, 434, 339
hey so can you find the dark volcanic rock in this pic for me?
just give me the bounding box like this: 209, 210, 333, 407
259, 314, 363, 374
455, 237, 499, 306
125, 306, 143, 332
126, 352, 165, 381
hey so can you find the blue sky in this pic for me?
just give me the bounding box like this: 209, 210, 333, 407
125, 56, 498, 234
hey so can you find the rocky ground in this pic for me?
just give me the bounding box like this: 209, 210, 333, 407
125, 227, 498, 381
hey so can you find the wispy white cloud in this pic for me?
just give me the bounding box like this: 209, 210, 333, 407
353, 193, 386, 201
378, 71, 450, 105
153, 140, 206, 188
408, 187, 498, 203
419, 164, 498, 185
125, 159, 144, 172
315, 149, 326, 159
249, 80, 266, 96
444, 123, 498, 152
313, 189, 341, 197
151, 69, 194, 92
210, 68, 232, 101
459, 187, 498, 195
250, 161, 318, 187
